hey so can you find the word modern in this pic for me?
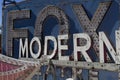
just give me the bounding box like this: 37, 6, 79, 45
19, 30, 120, 64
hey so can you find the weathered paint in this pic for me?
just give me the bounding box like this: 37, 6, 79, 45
2, 0, 120, 80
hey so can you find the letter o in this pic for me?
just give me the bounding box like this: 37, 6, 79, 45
30, 37, 41, 59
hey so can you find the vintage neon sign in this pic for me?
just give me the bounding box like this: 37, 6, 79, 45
6, 1, 120, 64
19, 31, 120, 64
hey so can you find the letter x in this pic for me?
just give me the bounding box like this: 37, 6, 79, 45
73, 2, 111, 80
73, 2, 111, 57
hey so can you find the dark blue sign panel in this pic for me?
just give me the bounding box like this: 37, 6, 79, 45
2, 0, 120, 80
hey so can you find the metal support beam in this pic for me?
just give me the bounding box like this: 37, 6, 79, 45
20, 58, 120, 72
50, 60, 120, 72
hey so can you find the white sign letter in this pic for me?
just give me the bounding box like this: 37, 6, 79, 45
30, 37, 41, 59
44, 36, 57, 59
116, 30, 120, 64
99, 31, 120, 64
73, 33, 92, 62
19, 38, 28, 58
58, 35, 69, 60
